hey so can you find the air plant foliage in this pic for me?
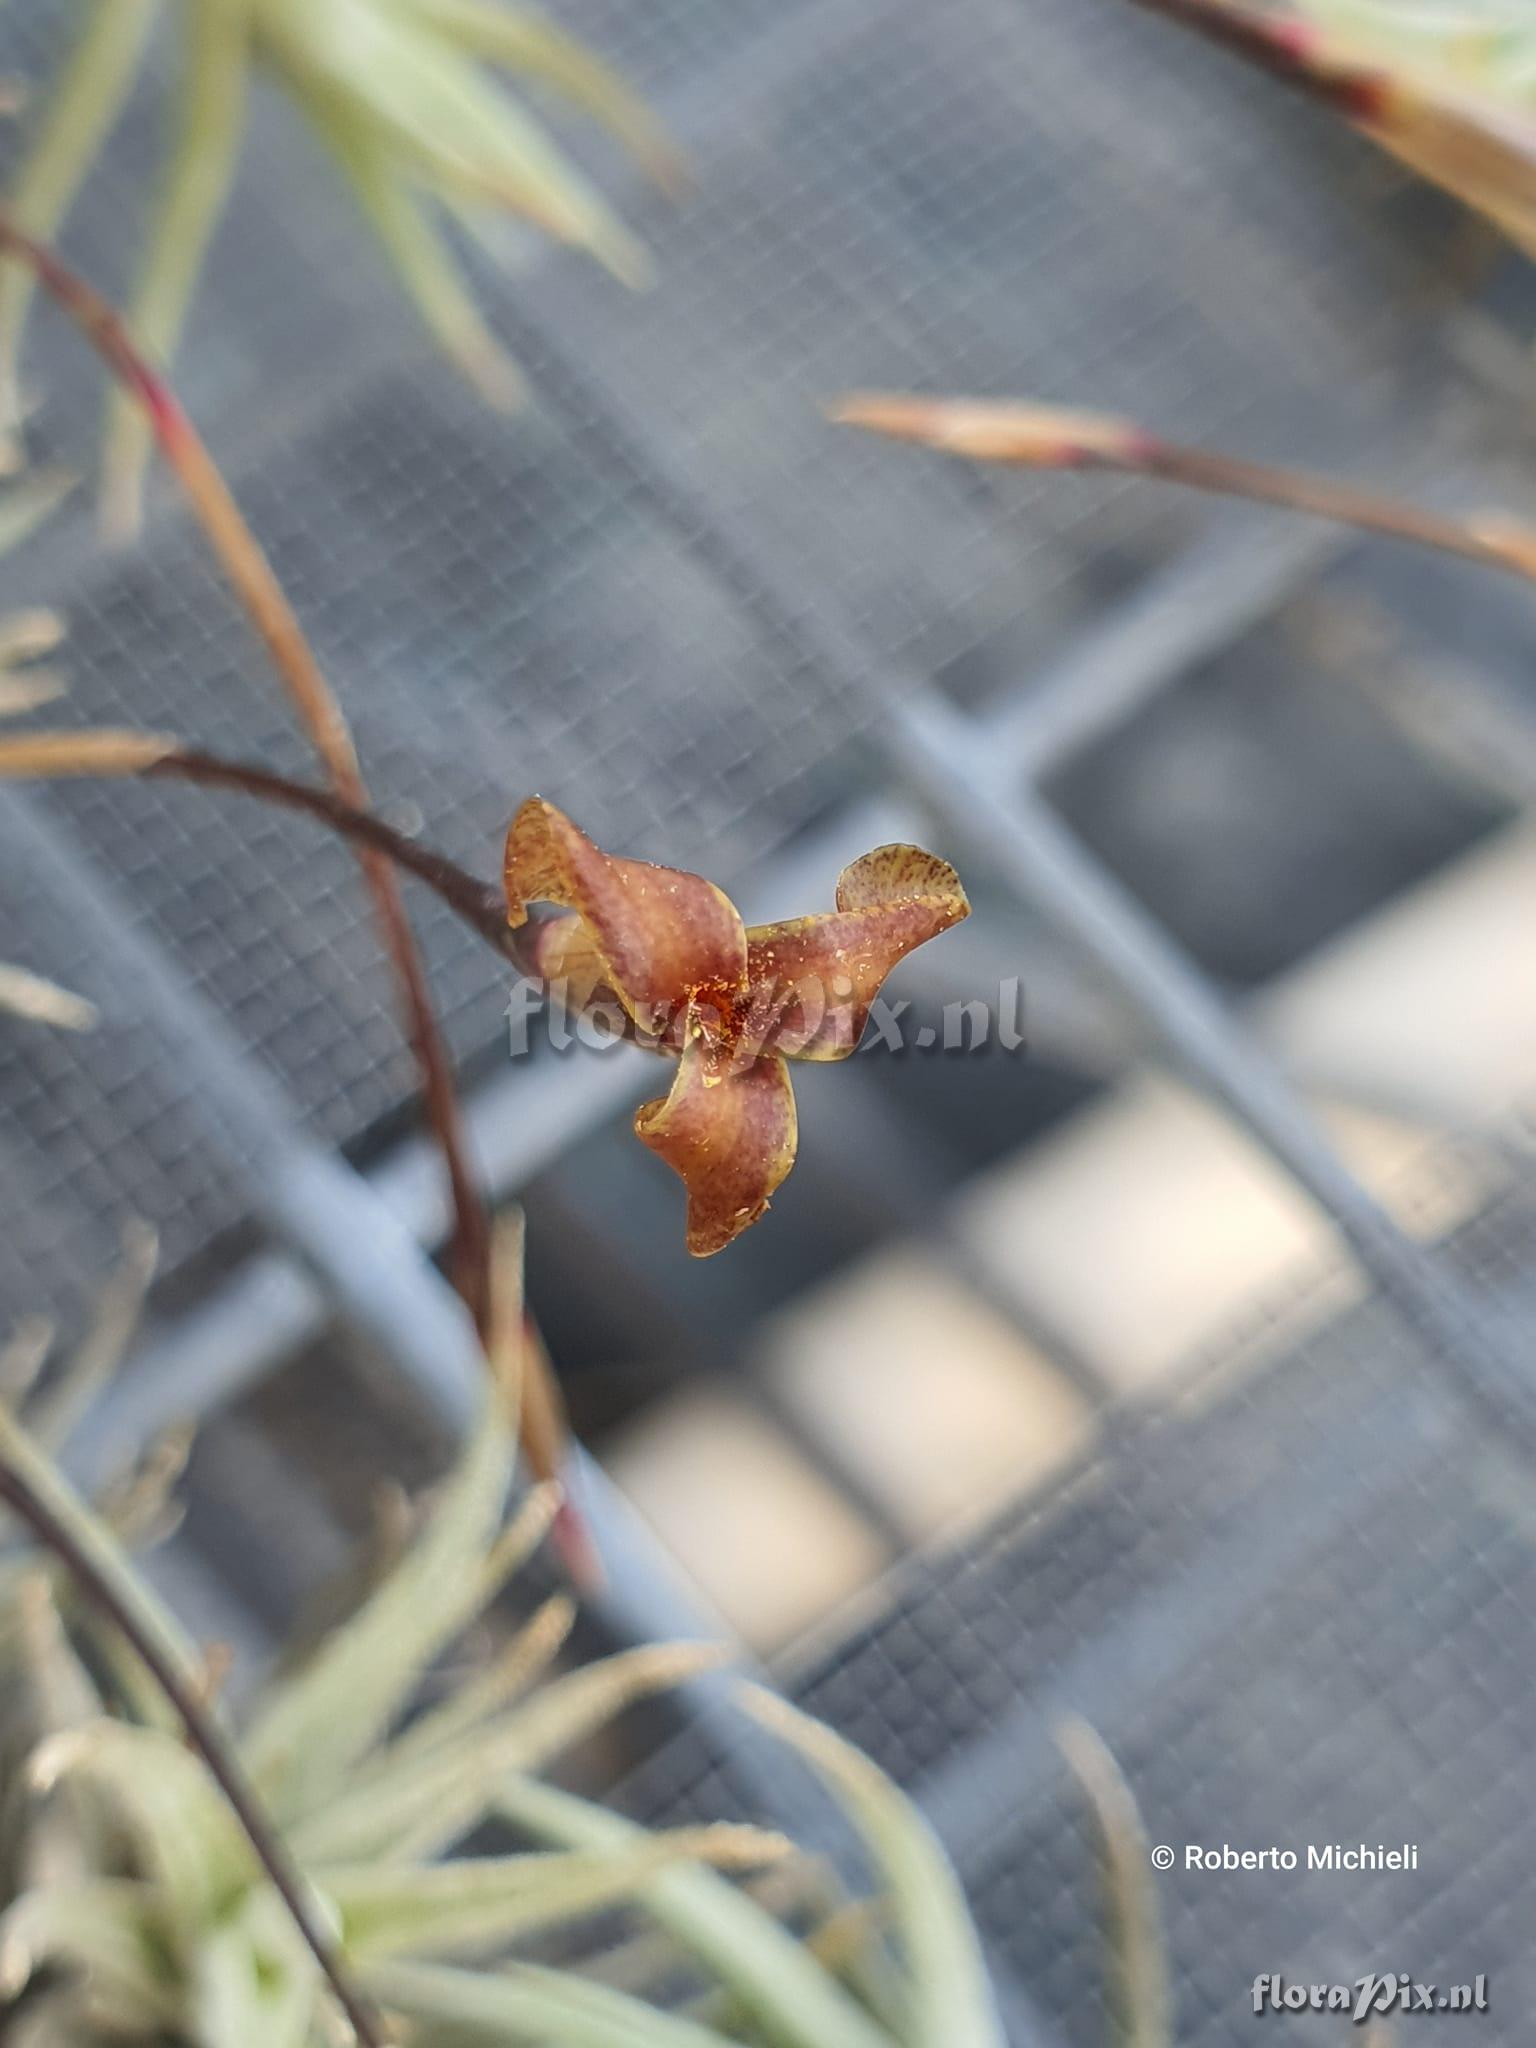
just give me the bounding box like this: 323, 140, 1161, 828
0, 0, 678, 534
0, 1237, 1007, 2048
1124, 0, 1536, 259
0, 462, 96, 1032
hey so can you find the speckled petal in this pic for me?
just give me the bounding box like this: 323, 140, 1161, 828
634, 1023, 798, 1258
505, 798, 747, 1035
746, 844, 970, 1061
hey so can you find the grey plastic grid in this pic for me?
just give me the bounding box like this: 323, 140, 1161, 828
0, 3, 1530, 2037
611, 1168, 1536, 2043
0, 0, 1500, 1336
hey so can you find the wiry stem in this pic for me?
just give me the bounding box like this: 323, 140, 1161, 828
1118, 0, 1394, 122
152, 747, 520, 962
831, 395, 1536, 583
0, 209, 495, 1333
0, 1452, 386, 2048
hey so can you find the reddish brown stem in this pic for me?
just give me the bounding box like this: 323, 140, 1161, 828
832, 395, 1536, 584
150, 748, 520, 963
1119, 0, 1392, 123
1132, 438, 1536, 577
0, 210, 493, 1333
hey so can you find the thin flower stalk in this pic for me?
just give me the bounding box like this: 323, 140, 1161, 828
0, 212, 496, 1342
0, 734, 971, 1258
831, 395, 1536, 583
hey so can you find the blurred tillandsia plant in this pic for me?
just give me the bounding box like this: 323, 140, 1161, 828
0, 1232, 1008, 2048
0, 0, 680, 535
0, 458, 92, 1032
1289, 0, 1536, 98
1121, 0, 1536, 259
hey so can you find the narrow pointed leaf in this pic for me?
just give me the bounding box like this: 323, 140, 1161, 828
0, 469, 73, 554
330, 1830, 787, 1963
1057, 1719, 1172, 2048
0, 0, 158, 424
294, 1641, 727, 1864
374, 1591, 574, 1775
0, 729, 180, 777
190, 1888, 316, 2048
741, 1687, 1005, 2048
0, 962, 97, 1031
412, 0, 684, 190
29, 1218, 155, 1450
28, 1718, 255, 1932
0, 1397, 202, 1721
493, 1775, 893, 2048
369, 1956, 740, 2046
100, 2, 249, 539
244, 1386, 516, 1814
320, 112, 526, 410
0, 1877, 176, 2025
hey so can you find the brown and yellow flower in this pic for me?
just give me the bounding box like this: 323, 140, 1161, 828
505, 801, 970, 1256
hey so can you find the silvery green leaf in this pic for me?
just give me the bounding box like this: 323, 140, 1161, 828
0, 963, 96, 1031
0, 1315, 54, 1407
0, 471, 74, 557
495, 1775, 895, 2048
29, 1719, 255, 1935
95, 1421, 195, 1552
373, 1591, 573, 1774
741, 1688, 1005, 2048
328, 1829, 786, 1963
29, 1219, 157, 1452
243, 1386, 516, 1816
13, 1573, 109, 1889
99, 0, 250, 540
367, 1956, 740, 2046
1057, 1719, 1172, 2048
270, 5, 649, 284
189, 1885, 317, 2048
318, 106, 527, 410
0, 606, 66, 671
0, 0, 159, 429
400, 0, 683, 189
0, 1396, 203, 1728
294, 1641, 727, 1865
0, 1876, 177, 2026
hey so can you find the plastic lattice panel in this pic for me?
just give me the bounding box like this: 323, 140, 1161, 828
0, 0, 1495, 1331
617, 1173, 1536, 2045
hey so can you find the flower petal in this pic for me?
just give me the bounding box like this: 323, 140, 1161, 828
520, 910, 619, 1017
505, 799, 746, 1035
633, 1025, 798, 1257
746, 844, 970, 1061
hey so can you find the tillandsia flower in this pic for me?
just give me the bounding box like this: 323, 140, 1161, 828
1, 0, 679, 533
505, 801, 970, 1256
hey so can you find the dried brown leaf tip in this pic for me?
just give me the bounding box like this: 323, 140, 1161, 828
830, 394, 1146, 469
505, 801, 970, 1256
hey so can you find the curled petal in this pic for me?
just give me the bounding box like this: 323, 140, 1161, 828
521, 909, 623, 1020
505, 799, 747, 1035
746, 844, 970, 1061
634, 1024, 797, 1257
